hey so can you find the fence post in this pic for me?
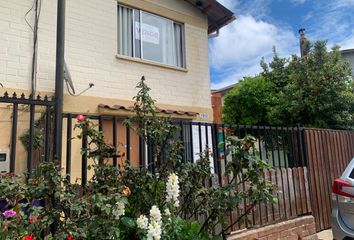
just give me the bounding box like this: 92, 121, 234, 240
27, 103, 35, 177
81, 127, 88, 187
53, 0, 66, 166
297, 124, 306, 167
66, 114, 72, 182
211, 123, 221, 183
10, 103, 18, 173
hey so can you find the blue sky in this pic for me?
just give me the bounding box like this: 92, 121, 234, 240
209, 0, 354, 89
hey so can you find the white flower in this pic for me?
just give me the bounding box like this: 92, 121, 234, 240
149, 205, 162, 225
112, 201, 125, 219
137, 215, 149, 230
166, 173, 180, 207
147, 220, 162, 240
164, 208, 171, 222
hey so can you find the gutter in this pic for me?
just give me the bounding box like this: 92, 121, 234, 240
208, 29, 219, 38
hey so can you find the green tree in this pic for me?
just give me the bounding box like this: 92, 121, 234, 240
223, 40, 354, 129
222, 76, 275, 125
284, 41, 354, 129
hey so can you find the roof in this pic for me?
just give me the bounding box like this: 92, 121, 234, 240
341, 48, 354, 55
211, 83, 237, 94
98, 104, 198, 119
186, 0, 236, 34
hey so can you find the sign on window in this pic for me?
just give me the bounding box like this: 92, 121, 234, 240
135, 22, 160, 45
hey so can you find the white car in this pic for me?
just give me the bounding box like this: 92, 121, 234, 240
332, 157, 354, 240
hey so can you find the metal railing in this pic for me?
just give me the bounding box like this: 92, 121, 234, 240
0, 91, 54, 175
0, 99, 310, 230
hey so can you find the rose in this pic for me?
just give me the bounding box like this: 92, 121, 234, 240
2, 209, 16, 218
76, 115, 86, 121
22, 234, 34, 240
67, 235, 77, 240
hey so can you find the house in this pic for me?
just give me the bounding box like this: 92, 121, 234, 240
0, 0, 234, 176
211, 84, 236, 123
341, 48, 354, 77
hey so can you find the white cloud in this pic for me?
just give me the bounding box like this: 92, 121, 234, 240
209, 14, 297, 89
305, 0, 354, 48
210, 15, 296, 69
210, 0, 354, 90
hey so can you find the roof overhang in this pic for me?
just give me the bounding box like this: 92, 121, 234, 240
341, 49, 354, 55
211, 83, 236, 94
185, 0, 236, 34
98, 104, 198, 120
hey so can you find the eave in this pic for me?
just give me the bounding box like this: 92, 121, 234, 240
185, 0, 236, 34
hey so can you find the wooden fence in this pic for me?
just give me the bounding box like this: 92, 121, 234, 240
214, 166, 311, 234
230, 167, 311, 231
305, 129, 354, 231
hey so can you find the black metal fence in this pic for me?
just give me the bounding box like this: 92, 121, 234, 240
61, 114, 306, 180
0, 91, 54, 175
0, 94, 310, 230
59, 114, 310, 230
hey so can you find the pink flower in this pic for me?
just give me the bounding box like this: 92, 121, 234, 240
76, 115, 86, 121
3, 209, 17, 218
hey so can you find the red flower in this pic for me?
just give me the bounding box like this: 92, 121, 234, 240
67, 235, 76, 240
22, 234, 34, 240
76, 114, 86, 121
245, 204, 254, 211
29, 216, 39, 223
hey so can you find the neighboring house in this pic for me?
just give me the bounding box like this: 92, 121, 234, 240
341, 48, 354, 77
0, 0, 234, 175
211, 84, 236, 123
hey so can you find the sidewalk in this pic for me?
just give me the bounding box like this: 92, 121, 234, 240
317, 229, 333, 240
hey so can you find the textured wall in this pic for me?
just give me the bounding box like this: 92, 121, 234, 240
0, 0, 212, 116
342, 52, 354, 77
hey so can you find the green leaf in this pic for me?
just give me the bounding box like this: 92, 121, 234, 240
120, 216, 135, 229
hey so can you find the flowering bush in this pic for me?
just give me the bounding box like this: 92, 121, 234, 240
0, 77, 276, 239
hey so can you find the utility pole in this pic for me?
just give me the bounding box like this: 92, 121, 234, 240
54, 0, 66, 164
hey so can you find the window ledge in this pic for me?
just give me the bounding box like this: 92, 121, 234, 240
116, 54, 188, 72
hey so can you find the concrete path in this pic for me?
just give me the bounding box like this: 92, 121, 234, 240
317, 229, 333, 240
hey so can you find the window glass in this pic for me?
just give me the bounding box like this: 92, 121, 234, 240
133, 9, 141, 58
350, 168, 354, 179
118, 5, 185, 68
141, 12, 174, 65
117, 5, 133, 56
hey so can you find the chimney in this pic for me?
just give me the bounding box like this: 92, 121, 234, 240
299, 28, 309, 57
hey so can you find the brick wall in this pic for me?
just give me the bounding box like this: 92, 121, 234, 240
211, 92, 222, 123
228, 216, 317, 240
0, 0, 211, 112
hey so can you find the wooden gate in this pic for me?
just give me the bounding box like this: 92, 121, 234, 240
305, 129, 354, 231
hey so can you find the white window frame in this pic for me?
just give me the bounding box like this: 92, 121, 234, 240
117, 4, 186, 68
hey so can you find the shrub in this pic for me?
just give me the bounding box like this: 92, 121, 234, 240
0, 77, 276, 239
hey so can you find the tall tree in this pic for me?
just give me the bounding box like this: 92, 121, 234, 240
222, 76, 275, 125
223, 40, 354, 129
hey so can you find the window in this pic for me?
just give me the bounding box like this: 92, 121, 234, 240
117, 4, 185, 68
350, 167, 354, 179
